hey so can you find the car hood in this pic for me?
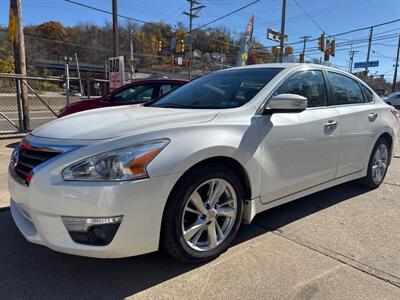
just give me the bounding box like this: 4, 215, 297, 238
32, 105, 219, 140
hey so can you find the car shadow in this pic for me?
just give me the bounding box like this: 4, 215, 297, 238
0, 181, 371, 299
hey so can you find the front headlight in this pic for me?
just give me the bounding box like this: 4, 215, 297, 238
63, 139, 169, 181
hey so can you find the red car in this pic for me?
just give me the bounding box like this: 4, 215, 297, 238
58, 78, 188, 117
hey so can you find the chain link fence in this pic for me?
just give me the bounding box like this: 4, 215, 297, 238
0, 73, 110, 135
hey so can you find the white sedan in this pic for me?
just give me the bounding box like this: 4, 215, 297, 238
8, 64, 398, 263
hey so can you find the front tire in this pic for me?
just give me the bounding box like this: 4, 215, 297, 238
161, 165, 244, 263
360, 137, 390, 188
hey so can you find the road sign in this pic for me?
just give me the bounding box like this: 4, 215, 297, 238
267, 28, 288, 44
354, 60, 379, 69
108, 56, 125, 91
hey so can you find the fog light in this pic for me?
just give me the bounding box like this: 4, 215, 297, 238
62, 216, 123, 246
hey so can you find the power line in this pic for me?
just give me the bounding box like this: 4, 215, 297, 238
191, 0, 261, 32
293, 0, 325, 33
64, 0, 157, 25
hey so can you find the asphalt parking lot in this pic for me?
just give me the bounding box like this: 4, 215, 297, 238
0, 136, 399, 299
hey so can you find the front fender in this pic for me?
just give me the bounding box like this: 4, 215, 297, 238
146, 123, 262, 200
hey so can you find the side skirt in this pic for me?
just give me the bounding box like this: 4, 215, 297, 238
242, 170, 365, 224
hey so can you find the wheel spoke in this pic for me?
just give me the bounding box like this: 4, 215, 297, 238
191, 226, 205, 246
184, 206, 202, 215
217, 207, 236, 218
374, 150, 380, 162
184, 219, 206, 241
207, 221, 218, 248
208, 180, 227, 208
215, 221, 225, 239
218, 198, 234, 207
189, 190, 208, 215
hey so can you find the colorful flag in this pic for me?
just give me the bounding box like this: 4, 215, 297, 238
236, 15, 254, 67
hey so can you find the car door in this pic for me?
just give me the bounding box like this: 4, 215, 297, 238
326, 71, 378, 177
258, 70, 340, 203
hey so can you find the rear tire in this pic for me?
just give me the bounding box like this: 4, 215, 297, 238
360, 137, 390, 188
161, 164, 244, 263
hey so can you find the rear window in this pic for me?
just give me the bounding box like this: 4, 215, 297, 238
361, 85, 373, 103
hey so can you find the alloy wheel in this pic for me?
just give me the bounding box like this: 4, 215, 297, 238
372, 144, 388, 184
181, 178, 238, 252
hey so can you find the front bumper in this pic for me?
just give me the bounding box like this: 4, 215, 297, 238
8, 170, 180, 258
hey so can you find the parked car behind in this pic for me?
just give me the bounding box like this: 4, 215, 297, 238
383, 92, 400, 107
9, 64, 398, 263
58, 78, 188, 117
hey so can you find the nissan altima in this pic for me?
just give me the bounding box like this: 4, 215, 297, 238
8, 64, 398, 263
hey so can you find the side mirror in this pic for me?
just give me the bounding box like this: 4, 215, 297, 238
264, 94, 307, 114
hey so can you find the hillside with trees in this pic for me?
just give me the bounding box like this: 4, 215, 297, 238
0, 20, 275, 77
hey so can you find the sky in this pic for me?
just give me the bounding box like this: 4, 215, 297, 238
1, 0, 400, 80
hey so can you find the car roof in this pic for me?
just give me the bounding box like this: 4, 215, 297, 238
218, 63, 348, 73
129, 78, 189, 84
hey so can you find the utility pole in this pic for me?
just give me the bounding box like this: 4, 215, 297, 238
129, 27, 134, 82
279, 0, 287, 63
392, 35, 400, 93
348, 50, 358, 73
112, 0, 118, 56
10, 0, 29, 131
183, 0, 205, 79
365, 26, 373, 73
300, 35, 311, 63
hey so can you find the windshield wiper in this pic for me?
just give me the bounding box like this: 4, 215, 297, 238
153, 103, 196, 108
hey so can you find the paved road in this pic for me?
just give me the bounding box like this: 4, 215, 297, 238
0, 93, 81, 132
0, 139, 399, 299
0, 111, 57, 132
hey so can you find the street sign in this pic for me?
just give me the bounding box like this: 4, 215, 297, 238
267, 28, 288, 44
108, 56, 125, 91
354, 60, 379, 69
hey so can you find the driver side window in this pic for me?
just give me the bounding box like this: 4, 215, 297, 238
275, 70, 327, 107
110, 84, 155, 103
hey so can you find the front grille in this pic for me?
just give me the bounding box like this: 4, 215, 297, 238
10, 143, 62, 185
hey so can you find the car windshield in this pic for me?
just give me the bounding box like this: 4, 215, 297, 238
149, 68, 282, 109
387, 92, 400, 99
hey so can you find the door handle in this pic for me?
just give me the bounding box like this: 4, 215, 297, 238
324, 120, 338, 128
368, 112, 378, 121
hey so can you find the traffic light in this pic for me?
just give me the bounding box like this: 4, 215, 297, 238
318, 33, 325, 51
284, 46, 293, 56
158, 40, 163, 53
180, 39, 185, 53
299, 53, 305, 63
324, 49, 330, 62
330, 39, 335, 57
176, 39, 185, 53
272, 46, 280, 56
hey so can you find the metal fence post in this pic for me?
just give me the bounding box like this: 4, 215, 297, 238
65, 57, 71, 106
86, 74, 91, 100
16, 78, 24, 131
